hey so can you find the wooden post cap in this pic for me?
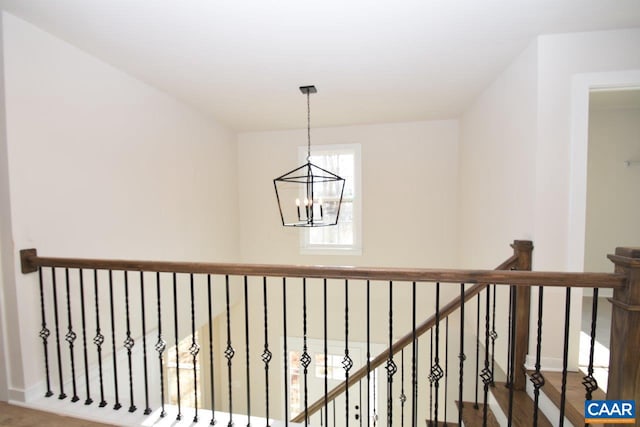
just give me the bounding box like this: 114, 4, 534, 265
615, 247, 640, 258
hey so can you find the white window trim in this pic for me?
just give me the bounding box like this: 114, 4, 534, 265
298, 143, 362, 255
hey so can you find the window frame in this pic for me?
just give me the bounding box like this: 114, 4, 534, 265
298, 143, 362, 255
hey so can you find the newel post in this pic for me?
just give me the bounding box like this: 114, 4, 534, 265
512, 239, 533, 391
606, 247, 640, 405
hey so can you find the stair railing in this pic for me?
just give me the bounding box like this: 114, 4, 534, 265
290, 240, 529, 423
18, 240, 636, 427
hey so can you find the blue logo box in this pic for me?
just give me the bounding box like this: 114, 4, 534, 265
585, 400, 636, 424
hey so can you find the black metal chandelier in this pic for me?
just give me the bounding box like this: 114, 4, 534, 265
273, 86, 345, 227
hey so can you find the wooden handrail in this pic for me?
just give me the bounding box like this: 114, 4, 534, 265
20, 249, 625, 288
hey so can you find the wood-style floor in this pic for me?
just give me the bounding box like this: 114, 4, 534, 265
0, 401, 112, 427
491, 381, 553, 427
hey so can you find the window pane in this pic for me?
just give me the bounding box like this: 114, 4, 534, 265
309, 202, 353, 245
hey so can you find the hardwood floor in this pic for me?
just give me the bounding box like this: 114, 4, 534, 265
540, 370, 606, 427
0, 401, 112, 427
456, 401, 500, 427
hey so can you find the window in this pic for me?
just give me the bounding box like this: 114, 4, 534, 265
300, 144, 361, 254
314, 353, 347, 380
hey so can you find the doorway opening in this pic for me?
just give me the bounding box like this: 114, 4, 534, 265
579, 87, 640, 390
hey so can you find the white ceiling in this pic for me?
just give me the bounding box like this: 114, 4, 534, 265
1, 0, 640, 131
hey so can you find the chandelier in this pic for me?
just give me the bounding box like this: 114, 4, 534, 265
273, 86, 345, 227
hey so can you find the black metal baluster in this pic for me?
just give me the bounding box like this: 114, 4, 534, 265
343, 279, 353, 426
190, 274, 200, 423
93, 270, 107, 407
367, 280, 371, 427
64, 268, 79, 402
358, 379, 363, 427
411, 282, 417, 427
332, 399, 336, 426
78, 269, 92, 405
225, 275, 235, 427
108, 269, 121, 409
52, 267, 67, 400
506, 286, 514, 389
559, 288, 572, 427
490, 284, 498, 387
386, 281, 397, 426
480, 288, 493, 425
372, 367, 378, 427
261, 277, 271, 427
507, 286, 517, 427
430, 283, 444, 426
243, 276, 251, 427
474, 293, 480, 409
323, 278, 328, 427
208, 275, 217, 425
38, 267, 53, 397
530, 287, 545, 426
415, 339, 419, 427
173, 272, 182, 420
582, 288, 600, 401
400, 348, 406, 426
139, 272, 151, 415
429, 328, 433, 426
301, 278, 311, 426
444, 316, 449, 425
124, 271, 136, 413
155, 272, 167, 418
282, 277, 288, 426
458, 284, 466, 427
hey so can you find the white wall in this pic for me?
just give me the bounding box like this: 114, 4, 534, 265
0, 12, 240, 400
458, 41, 538, 268
0, 13, 10, 401
584, 105, 640, 272
238, 120, 460, 269
536, 28, 640, 271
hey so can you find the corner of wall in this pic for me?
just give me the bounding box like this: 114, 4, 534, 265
456, 37, 539, 268
0, 11, 16, 402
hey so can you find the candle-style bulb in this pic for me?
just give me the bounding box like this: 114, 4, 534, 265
303, 198, 310, 222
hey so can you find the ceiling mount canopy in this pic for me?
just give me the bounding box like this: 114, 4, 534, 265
273, 85, 345, 227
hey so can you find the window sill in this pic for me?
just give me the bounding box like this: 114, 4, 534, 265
300, 246, 362, 256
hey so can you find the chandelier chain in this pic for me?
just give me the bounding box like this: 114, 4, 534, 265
307, 91, 311, 162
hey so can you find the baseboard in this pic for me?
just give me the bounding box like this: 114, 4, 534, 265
488, 391, 508, 426
524, 355, 568, 372
10, 377, 53, 403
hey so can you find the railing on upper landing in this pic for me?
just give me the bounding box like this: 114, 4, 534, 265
17, 240, 639, 427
